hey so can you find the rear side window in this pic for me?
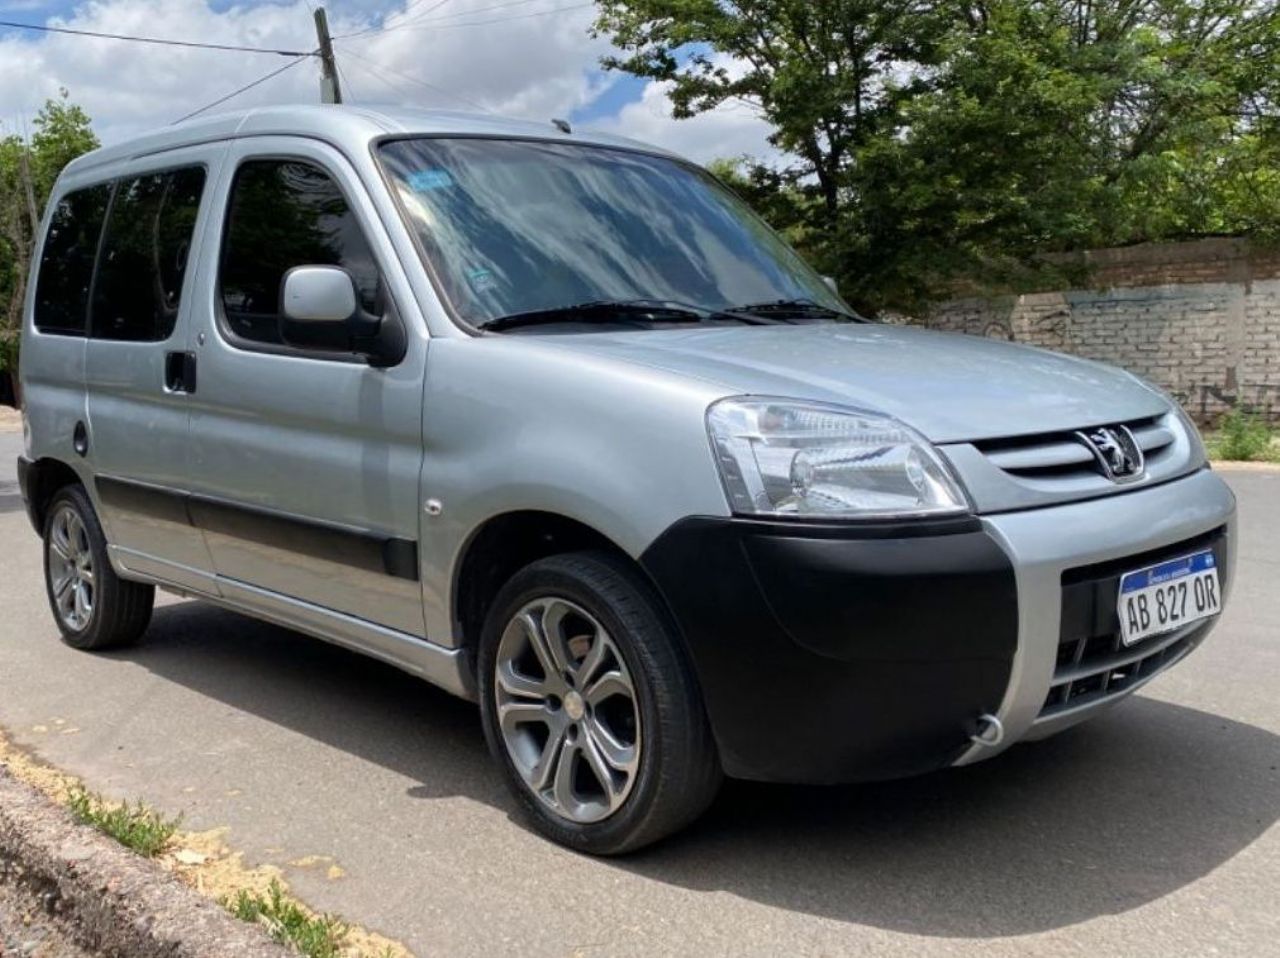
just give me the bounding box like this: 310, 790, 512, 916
92, 167, 206, 342
34, 184, 111, 336
219, 159, 381, 346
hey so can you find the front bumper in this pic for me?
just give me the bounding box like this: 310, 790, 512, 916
641, 467, 1237, 784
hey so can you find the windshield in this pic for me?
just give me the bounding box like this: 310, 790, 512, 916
377, 137, 849, 330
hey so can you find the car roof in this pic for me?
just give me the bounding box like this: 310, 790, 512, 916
61, 103, 678, 178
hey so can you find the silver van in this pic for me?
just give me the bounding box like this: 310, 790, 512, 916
18, 105, 1236, 853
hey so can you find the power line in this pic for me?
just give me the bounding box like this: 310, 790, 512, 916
338, 0, 592, 40
0, 17, 315, 56
402, 0, 545, 25
172, 54, 313, 124
338, 0, 451, 40
338, 44, 489, 112
389, 2, 596, 31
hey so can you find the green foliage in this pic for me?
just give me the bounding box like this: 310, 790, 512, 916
66, 786, 181, 858
1209, 408, 1277, 461
0, 91, 99, 368
227, 880, 349, 958
595, 0, 1280, 314
0, 327, 18, 374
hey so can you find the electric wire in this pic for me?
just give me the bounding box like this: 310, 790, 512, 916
172, 53, 314, 124
338, 44, 490, 112
338, 0, 592, 40
0, 17, 314, 56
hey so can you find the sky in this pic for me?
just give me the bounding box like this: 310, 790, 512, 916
0, 0, 780, 165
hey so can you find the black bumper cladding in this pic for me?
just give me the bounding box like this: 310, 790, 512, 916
15, 456, 39, 533
640, 516, 1018, 784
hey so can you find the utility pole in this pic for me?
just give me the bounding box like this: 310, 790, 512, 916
313, 6, 342, 104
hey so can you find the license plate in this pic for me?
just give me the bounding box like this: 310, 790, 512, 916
1117, 550, 1221, 647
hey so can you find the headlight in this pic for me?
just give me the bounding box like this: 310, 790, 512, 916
706, 398, 969, 519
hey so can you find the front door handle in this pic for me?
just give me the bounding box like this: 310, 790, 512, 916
164, 352, 198, 394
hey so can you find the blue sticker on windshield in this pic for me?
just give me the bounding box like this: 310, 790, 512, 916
467, 267, 497, 292
406, 169, 454, 192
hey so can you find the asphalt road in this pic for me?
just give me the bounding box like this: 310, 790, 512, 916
1, 426, 1277, 957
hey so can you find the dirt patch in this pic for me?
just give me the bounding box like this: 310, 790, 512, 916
0, 871, 96, 958
0, 407, 19, 434
0, 730, 412, 957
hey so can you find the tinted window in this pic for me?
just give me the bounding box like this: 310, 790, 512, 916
219, 160, 380, 346
34, 184, 111, 335
91, 167, 206, 342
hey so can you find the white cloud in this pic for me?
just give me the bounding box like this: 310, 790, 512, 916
587, 75, 781, 165
0, 0, 782, 168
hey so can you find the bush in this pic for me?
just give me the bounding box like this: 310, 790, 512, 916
1213, 408, 1275, 461
0, 328, 17, 374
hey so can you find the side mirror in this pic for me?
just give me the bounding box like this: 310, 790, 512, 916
278, 266, 405, 366
822, 275, 839, 294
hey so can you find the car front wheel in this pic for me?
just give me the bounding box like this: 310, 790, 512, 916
477, 551, 721, 855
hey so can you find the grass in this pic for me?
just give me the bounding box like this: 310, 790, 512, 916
226, 880, 350, 958
66, 786, 181, 858
1204, 408, 1280, 462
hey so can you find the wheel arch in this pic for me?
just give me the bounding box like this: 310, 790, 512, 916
452, 510, 634, 667
20, 456, 85, 535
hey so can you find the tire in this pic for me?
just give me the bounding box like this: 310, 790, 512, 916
42, 484, 154, 651
477, 551, 721, 855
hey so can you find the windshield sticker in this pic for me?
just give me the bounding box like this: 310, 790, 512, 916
467, 267, 498, 292
406, 169, 454, 192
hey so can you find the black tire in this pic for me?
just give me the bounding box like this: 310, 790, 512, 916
42, 484, 154, 651
477, 551, 722, 855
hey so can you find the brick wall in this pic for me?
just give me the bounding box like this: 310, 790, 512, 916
904, 239, 1280, 424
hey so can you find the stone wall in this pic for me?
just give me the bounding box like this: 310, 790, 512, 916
906, 239, 1280, 424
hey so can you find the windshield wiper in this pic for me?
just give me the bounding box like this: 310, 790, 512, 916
479, 299, 764, 332
723, 298, 865, 323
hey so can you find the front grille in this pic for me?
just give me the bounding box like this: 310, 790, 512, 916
1038, 527, 1226, 720
976, 415, 1175, 482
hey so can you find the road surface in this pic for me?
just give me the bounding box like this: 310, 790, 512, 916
1, 426, 1277, 956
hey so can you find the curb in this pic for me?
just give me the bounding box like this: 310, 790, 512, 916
0, 768, 290, 958
1210, 460, 1280, 472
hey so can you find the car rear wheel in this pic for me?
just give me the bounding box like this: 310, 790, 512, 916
478, 551, 721, 854
43, 484, 154, 650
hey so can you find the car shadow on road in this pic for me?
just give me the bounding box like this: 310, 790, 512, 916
120, 600, 1280, 939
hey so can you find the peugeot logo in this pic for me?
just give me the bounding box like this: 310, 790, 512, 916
1077, 425, 1145, 483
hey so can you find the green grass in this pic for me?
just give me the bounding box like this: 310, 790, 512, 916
66, 786, 181, 858
226, 881, 349, 958
1204, 408, 1280, 462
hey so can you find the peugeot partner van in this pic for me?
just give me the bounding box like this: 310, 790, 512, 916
18, 106, 1236, 854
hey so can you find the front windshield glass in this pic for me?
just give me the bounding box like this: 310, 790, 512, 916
377, 137, 848, 328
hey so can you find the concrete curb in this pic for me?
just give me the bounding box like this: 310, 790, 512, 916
1210, 460, 1280, 472
0, 768, 290, 958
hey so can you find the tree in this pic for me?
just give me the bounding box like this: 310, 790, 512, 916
595, 0, 1280, 315
0, 91, 99, 381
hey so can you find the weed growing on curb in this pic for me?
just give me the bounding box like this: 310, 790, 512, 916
1209, 408, 1278, 461
227, 880, 349, 958
66, 786, 180, 857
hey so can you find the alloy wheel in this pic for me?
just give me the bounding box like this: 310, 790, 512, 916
48, 505, 95, 632
494, 596, 641, 823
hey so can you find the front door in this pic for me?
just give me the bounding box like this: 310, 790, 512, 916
85, 145, 224, 593
184, 137, 428, 637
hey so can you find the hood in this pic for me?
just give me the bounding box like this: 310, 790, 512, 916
542, 322, 1169, 444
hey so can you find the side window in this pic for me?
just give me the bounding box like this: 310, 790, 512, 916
91, 167, 206, 342
219, 159, 381, 346
34, 184, 112, 336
